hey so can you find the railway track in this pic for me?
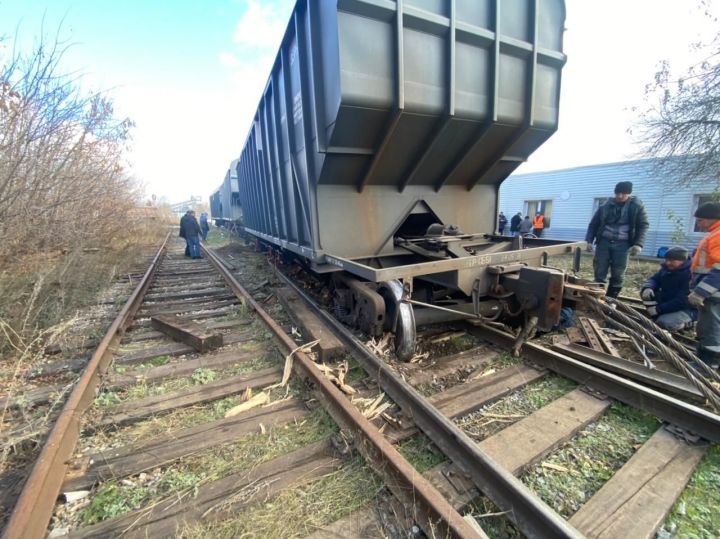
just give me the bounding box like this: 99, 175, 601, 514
266, 256, 719, 537
2, 235, 719, 538
1, 235, 485, 538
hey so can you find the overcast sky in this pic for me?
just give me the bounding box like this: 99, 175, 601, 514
1, 0, 718, 203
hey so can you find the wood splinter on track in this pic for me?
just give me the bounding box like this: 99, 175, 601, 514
269, 338, 320, 390
224, 389, 270, 418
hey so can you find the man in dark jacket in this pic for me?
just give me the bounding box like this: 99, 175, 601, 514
640, 247, 697, 330
179, 210, 192, 257
510, 212, 522, 236
586, 181, 649, 298
519, 215, 533, 235
184, 210, 202, 259
498, 212, 508, 235
200, 212, 210, 241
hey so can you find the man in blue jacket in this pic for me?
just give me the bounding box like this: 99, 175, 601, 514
640, 247, 697, 330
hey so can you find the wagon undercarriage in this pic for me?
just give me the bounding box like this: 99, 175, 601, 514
282, 232, 591, 360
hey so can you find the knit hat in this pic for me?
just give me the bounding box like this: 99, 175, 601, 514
614, 181, 633, 194
664, 246, 688, 261
694, 202, 720, 220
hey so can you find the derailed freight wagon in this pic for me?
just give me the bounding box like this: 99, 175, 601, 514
211, 159, 243, 226
236, 0, 585, 359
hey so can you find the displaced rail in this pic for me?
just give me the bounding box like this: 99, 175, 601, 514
263, 248, 719, 538
271, 270, 582, 538
200, 245, 482, 538
471, 326, 720, 442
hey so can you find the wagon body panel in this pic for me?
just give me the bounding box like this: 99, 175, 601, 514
237, 0, 567, 267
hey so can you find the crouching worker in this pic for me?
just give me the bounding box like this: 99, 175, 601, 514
640, 247, 696, 331
688, 202, 720, 368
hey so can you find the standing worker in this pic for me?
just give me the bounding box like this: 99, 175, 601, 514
688, 202, 720, 368
585, 181, 649, 298
519, 215, 533, 235
184, 210, 202, 259
532, 212, 545, 237
200, 211, 210, 241
498, 212, 508, 235
510, 212, 522, 236
179, 209, 192, 257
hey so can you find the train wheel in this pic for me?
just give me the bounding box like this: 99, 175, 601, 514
378, 280, 416, 361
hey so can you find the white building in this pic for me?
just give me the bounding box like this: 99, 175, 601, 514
499, 158, 714, 256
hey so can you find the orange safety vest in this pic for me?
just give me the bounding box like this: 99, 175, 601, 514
532, 214, 544, 229
692, 220, 720, 275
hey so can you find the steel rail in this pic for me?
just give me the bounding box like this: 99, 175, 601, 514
200, 245, 484, 539
270, 267, 584, 539
553, 343, 704, 402
471, 325, 720, 442
3, 232, 172, 539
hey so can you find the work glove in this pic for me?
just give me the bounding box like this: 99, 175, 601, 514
586, 244, 594, 253
628, 245, 642, 256
646, 305, 658, 317
640, 288, 655, 301
688, 291, 706, 309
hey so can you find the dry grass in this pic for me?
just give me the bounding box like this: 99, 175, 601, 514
176, 457, 384, 539
457, 374, 577, 441
58, 409, 340, 530
96, 343, 276, 407
0, 218, 170, 507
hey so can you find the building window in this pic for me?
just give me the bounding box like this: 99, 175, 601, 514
693, 194, 719, 232
592, 197, 609, 214
524, 200, 553, 227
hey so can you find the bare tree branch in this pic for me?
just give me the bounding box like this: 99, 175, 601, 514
634, 12, 720, 187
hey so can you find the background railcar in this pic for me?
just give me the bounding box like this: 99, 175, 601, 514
209, 189, 222, 224
211, 159, 244, 226
233, 0, 584, 358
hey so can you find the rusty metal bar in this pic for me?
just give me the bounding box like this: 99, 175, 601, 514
323, 240, 584, 282
586, 318, 621, 357
578, 317, 604, 352
201, 245, 484, 539
3, 232, 171, 539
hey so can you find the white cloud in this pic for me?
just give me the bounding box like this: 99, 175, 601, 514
218, 51, 240, 68
232, 0, 294, 50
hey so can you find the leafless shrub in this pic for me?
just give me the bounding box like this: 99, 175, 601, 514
0, 27, 157, 346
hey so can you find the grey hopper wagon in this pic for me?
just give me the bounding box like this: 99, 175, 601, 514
209, 190, 222, 224
236, 0, 585, 359
212, 159, 244, 226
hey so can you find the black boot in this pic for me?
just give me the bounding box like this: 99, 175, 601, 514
606, 286, 622, 298
697, 346, 720, 369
